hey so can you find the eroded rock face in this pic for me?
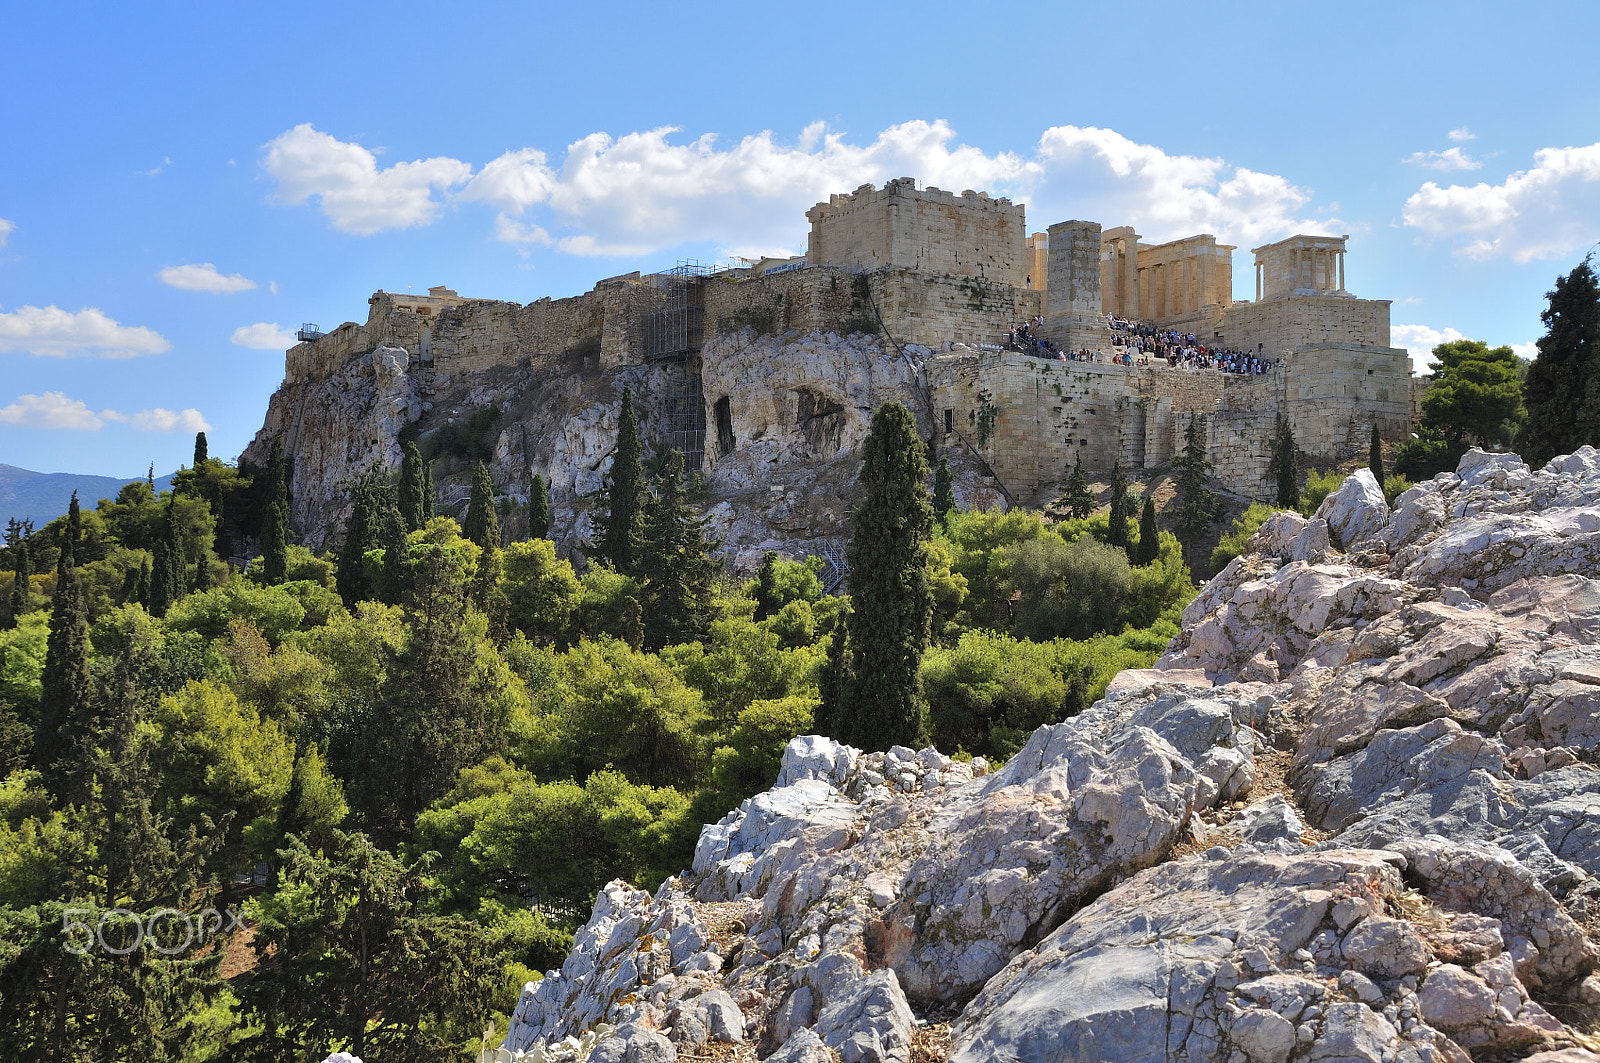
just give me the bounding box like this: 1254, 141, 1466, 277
502, 450, 1600, 1063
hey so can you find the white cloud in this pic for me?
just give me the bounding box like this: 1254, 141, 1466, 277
262, 123, 473, 235
136, 156, 171, 177
1449, 127, 1477, 143
103, 407, 211, 432
1402, 142, 1600, 262
0, 218, 13, 246
0, 305, 170, 358
0, 392, 106, 430
1512, 341, 1538, 360
231, 322, 296, 350
0, 392, 210, 432
1392, 323, 1467, 374
1403, 147, 1481, 172
157, 262, 258, 293
268, 120, 1341, 256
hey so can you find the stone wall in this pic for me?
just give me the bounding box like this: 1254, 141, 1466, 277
1043, 221, 1112, 352
806, 178, 1026, 287
1218, 294, 1391, 354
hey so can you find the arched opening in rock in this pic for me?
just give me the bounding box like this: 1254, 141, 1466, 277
715, 396, 735, 455
796, 388, 846, 458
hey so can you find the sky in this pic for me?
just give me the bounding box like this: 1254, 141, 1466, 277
3, 0, 1599, 477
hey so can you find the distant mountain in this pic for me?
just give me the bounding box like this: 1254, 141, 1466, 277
0, 465, 176, 527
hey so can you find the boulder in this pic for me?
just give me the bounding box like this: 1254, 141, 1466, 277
1315, 468, 1390, 551
813, 969, 914, 1063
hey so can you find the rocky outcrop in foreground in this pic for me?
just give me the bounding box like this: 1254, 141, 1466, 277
487, 449, 1600, 1063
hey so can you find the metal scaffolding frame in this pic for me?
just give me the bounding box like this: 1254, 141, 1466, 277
643, 263, 712, 471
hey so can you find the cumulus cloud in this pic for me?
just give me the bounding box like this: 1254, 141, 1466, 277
1403, 147, 1481, 172
1402, 142, 1600, 262
268, 120, 1340, 255
231, 322, 296, 349
0, 305, 170, 358
0, 218, 13, 246
0, 392, 210, 432
262, 124, 473, 235
1449, 127, 1477, 143
158, 262, 257, 293
1392, 323, 1468, 375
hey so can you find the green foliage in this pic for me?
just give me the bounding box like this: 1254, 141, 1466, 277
464, 461, 501, 550
261, 500, 288, 585
0, 613, 48, 717
1391, 431, 1468, 481
1106, 460, 1131, 559
596, 386, 645, 576
399, 439, 432, 532
1005, 536, 1130, 642
941, 506, 1045, 627
1135, 493, 1160, 566
570, 565, 643, 648
1422, 339, 1527, 448
165, 576, 339, 645
710, 695, 817, 797
502, 537, 582, 646
662, 616, 819, 732
1300, 467, 1345, 514
422, 405, 504, 463
1519, 258, 1600, 466
639, 450, 721, 651
37, 496, 92, 802
1269, 415, 1301, 510
1210, 502, 1276, 572
1170, 417, 1223, 566
6, 541, 30, 629
1058, 451, 1095, 520
932, 456, 956, 529
528, 472, 552, 540
841, 403, 933, 751
1369, 422, 1385, 484
1383, 474, 1413, 506
278, 744, 349, 854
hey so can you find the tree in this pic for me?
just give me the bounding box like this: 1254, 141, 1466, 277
261, 501, 289, 585
148, 496, 186, 618
6, 539, 28, 629
1061, 451, 1095, 520
1268, 414, 1301, 510
1519, 258, 1600, 466
462, 461, 500, 550
841, 402, 933, 751
193, 431, 208, 466
378, 507, 412, 607
238, 831, 502, 1063
36, 494, 92, 803
638, 450, 720, 651
932, 456, 956, 530
1170, 416, 1224, 568
528, 471, 552, 540
812, 606, 851, 740
398, 440, 431, 532
1368, 422, 1385, 484
1106, 460, 1131, 560
336, 474, 388, 608
1135, 493, 1160, 566
597, 385, 645, 575
1420, 340, 1527, 449
753, 551, 782, 621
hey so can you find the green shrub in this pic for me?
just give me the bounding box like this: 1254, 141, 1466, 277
1210, 502, 1275, 572
1392, 431, 1468, 481
422, 406, 503, 463
1382, 474, 1413, 506
1300, 468, 1345, 515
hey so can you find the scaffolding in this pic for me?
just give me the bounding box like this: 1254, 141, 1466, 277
643, 263, 715, 471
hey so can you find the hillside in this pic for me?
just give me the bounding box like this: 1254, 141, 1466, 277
0, 464, 175, 526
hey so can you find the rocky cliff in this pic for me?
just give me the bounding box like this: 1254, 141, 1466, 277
243, 329, 1007, 570
489, 447, 1600, 1063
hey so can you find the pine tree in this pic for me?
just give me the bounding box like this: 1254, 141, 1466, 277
598, 385, 645, 575
1267, 414, 1301, 510
1519, 258, 1600, 466
398, 440, 430, 532
841, 402, 933, 751
192, 550, 210, 593
1135, 493, 1160, 566
262, 501, 289, 585
932, 456, 956, 530
1171, 416, 1224, 568
36, 493, 93, 803
528, 472, 552, 540
6, 539, 28, 629
462, 462, 500, 549
1061, 451, 1095, 520
336, 476, 383, 608
813, 606, 852, 740
1106, 460, 1131, 559
639, 450, 721, 651
193, 431, 208, 466
1368, 422, 1384, 486
754, 550, 782, 621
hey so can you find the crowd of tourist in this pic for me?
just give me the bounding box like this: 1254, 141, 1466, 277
1000, 315, 1279, 375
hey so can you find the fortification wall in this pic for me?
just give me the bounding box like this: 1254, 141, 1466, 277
806, 178, 1026, 286
1219, 294, 1390, 353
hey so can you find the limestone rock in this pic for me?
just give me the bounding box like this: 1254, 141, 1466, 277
590, 1022, 676, 1063
1315, 467, 1390, 551
813, 969, 914, 1063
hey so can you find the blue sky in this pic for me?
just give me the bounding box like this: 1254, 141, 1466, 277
4, 0, 1599, 477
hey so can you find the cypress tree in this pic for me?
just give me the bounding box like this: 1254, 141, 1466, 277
1135, 493, 1160, 566
841, 402, 933, 751
380, 508, 411, 606
1171, 416, 1224, 568
598, 385, 645, 575
528, 472, 552, 540
148, 498, 181, 619
462, 462, 500, 549
262, 501, 289, 585
753, 550, 781, 621
134, 557, 151, 609
1106, 460, 1131, 559
36, 493, 93, 802
337, 475, 385, 608
813, 606, 852, 740
399, 440, 430, 532
193, 431, 208, 466
192, 550, 211, 593
638, 450, 720, 651
932, 456, 956, 530
6, 540, 28, 628
1368, 422, 1384, 486
1268, 414, 1301, 510
1518, 258, 1600, 466
1062, 451, 1095, 520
